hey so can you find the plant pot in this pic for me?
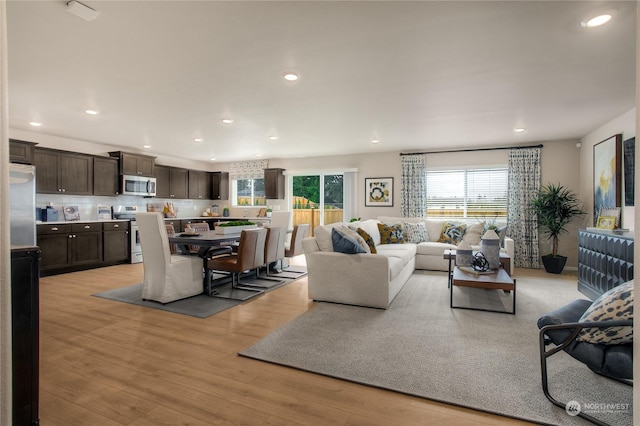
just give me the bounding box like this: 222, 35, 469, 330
541, 255, 567, 274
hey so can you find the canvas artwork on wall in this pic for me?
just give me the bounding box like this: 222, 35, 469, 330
365, 177, 393, 207
593, 134, 622, 225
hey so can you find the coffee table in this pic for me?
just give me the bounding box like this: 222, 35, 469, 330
450, 266, 516, 315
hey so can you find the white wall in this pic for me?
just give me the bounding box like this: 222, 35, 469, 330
579, 108, 636, 230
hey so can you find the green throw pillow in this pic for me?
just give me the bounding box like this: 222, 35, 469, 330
377, 223, 404, 244
578, 280, 634, 345
438, 222, 466, 245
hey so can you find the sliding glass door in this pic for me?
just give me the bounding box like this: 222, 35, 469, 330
291, 174, 344, 232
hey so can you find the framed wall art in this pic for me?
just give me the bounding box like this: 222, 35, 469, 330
593, 134, 622, 225
365, 177, 393, 207
623, 136, 635, 206
596, 215, 617, 230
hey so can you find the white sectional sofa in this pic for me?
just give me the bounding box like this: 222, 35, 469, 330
301, 217, 514, 309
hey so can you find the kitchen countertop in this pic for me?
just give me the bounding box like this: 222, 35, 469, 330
37, 219, 130, 225
37, 217, 271, 225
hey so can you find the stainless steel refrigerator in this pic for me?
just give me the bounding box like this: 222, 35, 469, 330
10, 163, 37, 247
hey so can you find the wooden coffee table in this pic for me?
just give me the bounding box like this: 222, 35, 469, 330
450, 266, 516, 315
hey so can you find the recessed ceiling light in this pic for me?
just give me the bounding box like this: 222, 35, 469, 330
581, 13, 613, 28
210, 157, 216, 161
268, 135, 278, 141
221, 118, 234, 124
255, 154, 262, 157
514, 128, 526, 133
371, 138, 380, 144
29, 121, 42, 127
84, 109, 98, 115
142, 144, 152, 149
194, 138, 204, 142
283, 72, 299, 81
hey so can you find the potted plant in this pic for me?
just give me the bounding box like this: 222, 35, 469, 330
531, 183, 586, 274
266, 208, 273, 218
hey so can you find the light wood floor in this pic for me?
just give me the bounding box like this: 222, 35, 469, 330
38, 262, 554, 425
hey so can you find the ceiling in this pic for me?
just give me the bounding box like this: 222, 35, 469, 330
6, 1, 637, 163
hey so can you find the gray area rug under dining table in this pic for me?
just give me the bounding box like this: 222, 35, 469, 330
239, 270, 632, 425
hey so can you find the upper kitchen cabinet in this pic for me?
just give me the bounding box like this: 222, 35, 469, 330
34, 148, 93, 195
264, 168, 285, 199
93, 157, 120, 196
188, 170, 212, 199
211, 172, 229, 200
109, 151, 155, 177
9, 139, 37, 164
155, 165, 188, 199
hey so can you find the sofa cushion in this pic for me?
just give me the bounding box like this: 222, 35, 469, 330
425, 219, 446, 242
332, 228, 368, 254
403, 221, 429, 243
416, 241, 458, 256
462, 222, 484, 245
387, 256, 405, 280
378, 223, 405, 244
337, 225, 371, 254
314, 223, 343, 252
438, 222, 466, 245
578, 280, 634, 345
376, 244, 416, 267
356, 228, 377, 254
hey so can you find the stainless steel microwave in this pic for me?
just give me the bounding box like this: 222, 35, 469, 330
122, 175, 156, 197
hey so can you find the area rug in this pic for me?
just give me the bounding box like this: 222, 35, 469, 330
239, 271, 632, 425
92, 268, 306, 318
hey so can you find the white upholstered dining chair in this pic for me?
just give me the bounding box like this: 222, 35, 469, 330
135, 212, 203, 304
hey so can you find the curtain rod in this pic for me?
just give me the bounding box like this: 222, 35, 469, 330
399, 144, 543, 156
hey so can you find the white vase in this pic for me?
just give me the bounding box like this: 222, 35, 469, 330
480, 229, 500, 270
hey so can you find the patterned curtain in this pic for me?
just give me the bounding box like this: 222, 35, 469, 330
507, 147, 541, 268
400, 155, 427, 217
229, 160, 269, 180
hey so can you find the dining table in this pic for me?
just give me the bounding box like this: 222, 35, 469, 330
168, 230, 242, 294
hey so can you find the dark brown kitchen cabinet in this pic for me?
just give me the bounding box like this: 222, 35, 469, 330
11, 247, 40, 426
9, 139, 37, 164
211, 171, 229, 200
103, 222, 130, 263
109, 151, 155, 177
155, 165, 188, 199
37, 223, 103, 275
93, 157, 120, 196
264, 168, 285, 199
188, 170, 212, 199
34, 148, 93, 195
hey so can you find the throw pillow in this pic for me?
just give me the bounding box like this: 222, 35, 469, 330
331, 228, 367, 254
438, 222, 467, 245
403, 221, 428, 243
357, 228, 377, 254
462, 222, 484, 245
577, 280, 634, 345
377, 223, 404, 244
336, 224, 371, 254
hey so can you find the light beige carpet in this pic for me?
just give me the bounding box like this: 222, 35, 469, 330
240, 270, 632, 425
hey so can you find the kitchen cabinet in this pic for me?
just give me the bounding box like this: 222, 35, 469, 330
188, 170, 212, 199
109, 151, 155, 177
155, 165, 188, 199
103, 222, 130, 263
9, 139, 37, 164
93, 157, 120, 196
264, 168, 285, 199
37, 223, 103, 275
11, 247, 40, 426
34, 148, 94, 195
211, 171, 229, 200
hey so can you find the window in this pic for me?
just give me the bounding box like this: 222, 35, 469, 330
232, 178, 266, 206
426, 167, 508, 219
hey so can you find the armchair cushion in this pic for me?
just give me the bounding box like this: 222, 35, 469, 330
578, 280, 634, 345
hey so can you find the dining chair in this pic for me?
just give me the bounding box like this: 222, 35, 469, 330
184, 222, 232, 258
208, 228, 267, 300
165, 223, 180, 254
277, 223, 309, 278
268, 211, 292, 231
135, 212, 203, 304
247, 226, 286, 287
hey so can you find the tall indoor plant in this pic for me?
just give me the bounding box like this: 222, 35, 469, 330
531, 183, 586, 274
